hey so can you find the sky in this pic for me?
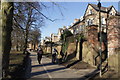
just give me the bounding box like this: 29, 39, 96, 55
40, 2, 119, 39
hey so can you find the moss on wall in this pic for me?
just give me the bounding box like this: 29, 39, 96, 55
108, 50, 120, 71
82, 42, 100, 66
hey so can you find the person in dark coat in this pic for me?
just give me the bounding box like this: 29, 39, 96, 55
60, 50, 64, 59
52, 48, 58, 64
37, 47, 43, 64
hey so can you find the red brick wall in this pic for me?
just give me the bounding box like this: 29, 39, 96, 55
87, 25, 106, 51
107, 16, 120, 56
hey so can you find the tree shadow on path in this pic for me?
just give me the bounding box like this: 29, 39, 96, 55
32, 62, 56, 68
31, 67, 66, 77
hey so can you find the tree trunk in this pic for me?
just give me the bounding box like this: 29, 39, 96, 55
16, 35, 19, 51
33, 43, 36, 50
23, 8, 32, 54
23, 26, 29, 54
2, 2, 13, 77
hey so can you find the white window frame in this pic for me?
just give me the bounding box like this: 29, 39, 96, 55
101, 17, 106, 24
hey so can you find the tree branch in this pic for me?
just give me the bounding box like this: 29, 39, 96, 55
13, 16, 25, 30
27, 3, 57, 22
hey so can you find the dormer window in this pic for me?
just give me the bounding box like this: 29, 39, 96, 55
110, 12, 113, 15
109, 10, 116, 16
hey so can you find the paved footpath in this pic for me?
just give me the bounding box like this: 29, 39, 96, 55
27, 51, 96, 80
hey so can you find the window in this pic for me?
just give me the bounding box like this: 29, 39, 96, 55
81, 25, 84, 31
110, 12, 113, 15
79, 25, 81, 32
101, 17, 106, 24
86, 19, 90, 26
89, 19, 93, 25
86, 19, 93, 26
89, 9, 92, 14
109, 11, 115, 16
76, 28, 79, 33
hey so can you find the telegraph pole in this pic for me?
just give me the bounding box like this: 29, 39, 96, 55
97, 0, 102, 77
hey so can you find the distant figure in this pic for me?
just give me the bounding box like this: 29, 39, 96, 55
63, 51, 67, 61
60, 50, 64, 59
52, 48, 58, 64
37, 47, 43, 64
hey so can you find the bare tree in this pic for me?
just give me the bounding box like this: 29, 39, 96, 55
13, 2, 44, 54
1, 1, 64, 78
29, 28, 41, 50
11, 26, 25, 51
12, 2, 64, 54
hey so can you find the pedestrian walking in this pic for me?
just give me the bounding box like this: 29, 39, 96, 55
52, 48, 58, 64
60, 50, 64, 59
37, 47, 43, 64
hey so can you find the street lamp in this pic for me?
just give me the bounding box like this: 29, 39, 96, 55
51, 34, 53, 54
97, 0, 102, 77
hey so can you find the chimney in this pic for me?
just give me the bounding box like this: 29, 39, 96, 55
74, 19, 79, 23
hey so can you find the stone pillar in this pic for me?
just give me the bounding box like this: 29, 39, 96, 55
76, 42, 80, 60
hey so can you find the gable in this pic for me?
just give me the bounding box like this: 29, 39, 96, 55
109, 7, 117, 15
84, 4, 96, 17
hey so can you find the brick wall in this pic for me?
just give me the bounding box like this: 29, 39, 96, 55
107, 16, 120, 56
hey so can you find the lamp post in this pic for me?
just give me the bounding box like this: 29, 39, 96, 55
51, 34, 53, 55
105, 8, 109, 71
97, 0, 102, 77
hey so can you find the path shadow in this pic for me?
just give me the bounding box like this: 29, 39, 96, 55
32, 62, 56, 68
31, 67, 66, 77
66, 60, 80, 68
65, 51, 77, 62
30, 54, 36, 56
78, 69, 99, 80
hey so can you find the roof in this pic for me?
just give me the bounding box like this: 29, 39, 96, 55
84, 3, 120, 18
89, 4, 113, 12
72, 19, 80, 27
69, 3, 120, 29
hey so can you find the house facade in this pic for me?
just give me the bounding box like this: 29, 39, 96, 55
68, 19, 81, 35
84, 4, 120, 56
84, 4, 120, 32
45, 37, 51, 42
50, 3, 119, 46
69, 4, 120, 37
67, 3, 120, 65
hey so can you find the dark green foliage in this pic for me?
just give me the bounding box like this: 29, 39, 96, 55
75, 33, 85, 42
61, 32, 85, 54
63, 29, 73, 37
66, 36, 75, 43
60, 29, 73, 41
62, 41, 69, 53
